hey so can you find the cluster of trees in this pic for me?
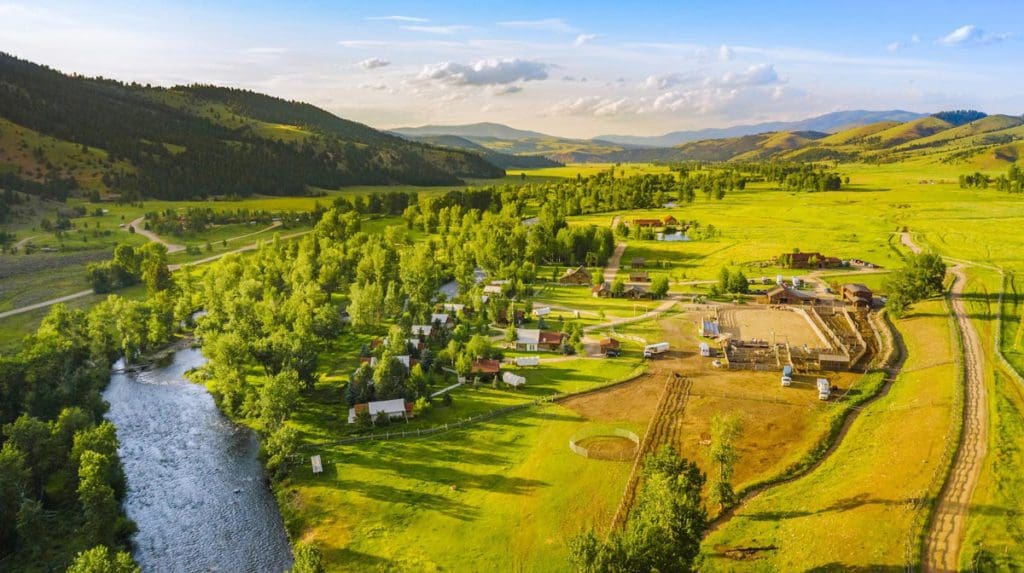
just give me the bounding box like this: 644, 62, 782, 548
87, 243, 173, 295
144, 207, 280, 235
569, 447, 707, 572
933, 110, 987, 126
713, 267, 750, 296
738, 162, 845, 192
884, 252, 947, 316
0, 296, 186, 568
962, 165, 1024, 193
0, 170, 79, 202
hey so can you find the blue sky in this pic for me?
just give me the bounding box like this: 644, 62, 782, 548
1, 0, 1021, 137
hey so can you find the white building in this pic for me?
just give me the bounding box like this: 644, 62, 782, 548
348, 399, 409, 424
516, 329, 541, 351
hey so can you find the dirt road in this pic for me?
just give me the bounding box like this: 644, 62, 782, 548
897, 230, 988, 570
923, 264, 988, 571
128, 217, 185, 253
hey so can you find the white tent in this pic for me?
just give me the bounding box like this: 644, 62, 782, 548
502, 372, 527, 388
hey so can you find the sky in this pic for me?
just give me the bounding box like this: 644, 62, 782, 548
1, 0, 1022, 138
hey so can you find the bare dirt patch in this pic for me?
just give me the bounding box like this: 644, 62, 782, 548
561, 374, 664, 423
718, 307, 827, 347
575, 435, 638, 461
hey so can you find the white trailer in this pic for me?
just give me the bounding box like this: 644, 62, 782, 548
699, 342, 711, 357
532, 306, 551, 317
515, 356, 540, 367
644, 342, 670, 358
817, 378, 831, 400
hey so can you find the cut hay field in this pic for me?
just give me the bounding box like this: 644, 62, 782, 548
701, 298, 958, 570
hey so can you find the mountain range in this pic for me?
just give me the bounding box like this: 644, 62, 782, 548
0, 52, 505, 200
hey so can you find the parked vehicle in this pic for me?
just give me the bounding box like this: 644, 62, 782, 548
781, 364, 794, 387
817, 378, 831, 400
643, 342, 670, 358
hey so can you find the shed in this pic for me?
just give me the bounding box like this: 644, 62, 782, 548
483, 285, 503, 295
631, 257, 646, 268
634, 218, 662, 227
411, 324, 433, 337
599, 338, 621, 352
539, 331, 566, 350
842, 283, 873, 307
592, 282, 612, 298
532, 306, 551, 317
623, 284, 650, 299
470, 359, 501, 377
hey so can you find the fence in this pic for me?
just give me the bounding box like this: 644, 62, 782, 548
568, 428, 641, 461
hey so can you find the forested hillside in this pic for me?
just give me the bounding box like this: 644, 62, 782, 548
0, 53, 503, 201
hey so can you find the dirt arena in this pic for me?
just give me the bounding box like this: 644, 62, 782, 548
717, 307, 828, 347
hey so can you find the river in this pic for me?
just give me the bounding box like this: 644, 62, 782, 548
103, 347, 293, 572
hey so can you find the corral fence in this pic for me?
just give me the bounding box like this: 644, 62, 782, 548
568, 428, 640, 461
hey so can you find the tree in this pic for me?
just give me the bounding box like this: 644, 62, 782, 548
139, 242, 172, 295
718, 266, 731, 293
651, 275, 670, 298
709, 414, 742, 510
292, 541, 325, 573
0, 444, 29, 553
504, 322, 517, 344
260, 369, 301, 427
569, 446, 706, 573
263, 424, 298, 481
883, 252, 947, 316
728, 270, 749, 294
77, 451, 120, 546
373, 355, 408, 400
67, 545, 139, 573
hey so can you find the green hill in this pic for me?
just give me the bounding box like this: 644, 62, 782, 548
0, 53, 504, 200
397, 134, 562, 169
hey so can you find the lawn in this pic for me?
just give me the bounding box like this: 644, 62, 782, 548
701, 298, 958, 570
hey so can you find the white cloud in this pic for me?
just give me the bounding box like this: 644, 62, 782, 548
718, 44, 734, 61
938, 25, 1009, 47
358, 57, 390, 69
242, 47, 287, 55
887, 34, 921, 52
367, 15, 429, 23
499, 18, 578, 34
642, 73, 691, 90
337, 40, 389, 48
418, 58, 550, 86
487, 85, 523, 96
574, 34, 597, 47
359, 83, 388, 90
402, 25, 469, 35
719, 63, 779, 87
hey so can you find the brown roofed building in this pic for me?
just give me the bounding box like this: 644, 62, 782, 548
470, 359, 501, 377
559, 265, 592, 285
842, 283, 872, 307
634, 218, 662, 227
538, 331, 566, 350
663, 215, 679, 226
629, 271, 650, 282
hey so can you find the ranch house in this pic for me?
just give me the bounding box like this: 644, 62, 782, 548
629, 271, 650, 282
559, 265, 592, 285
592, 282, 612, 298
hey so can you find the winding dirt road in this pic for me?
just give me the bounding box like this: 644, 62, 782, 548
924, 264, 988, 572
128, 217, 185, 253
899, 231, 988, 571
